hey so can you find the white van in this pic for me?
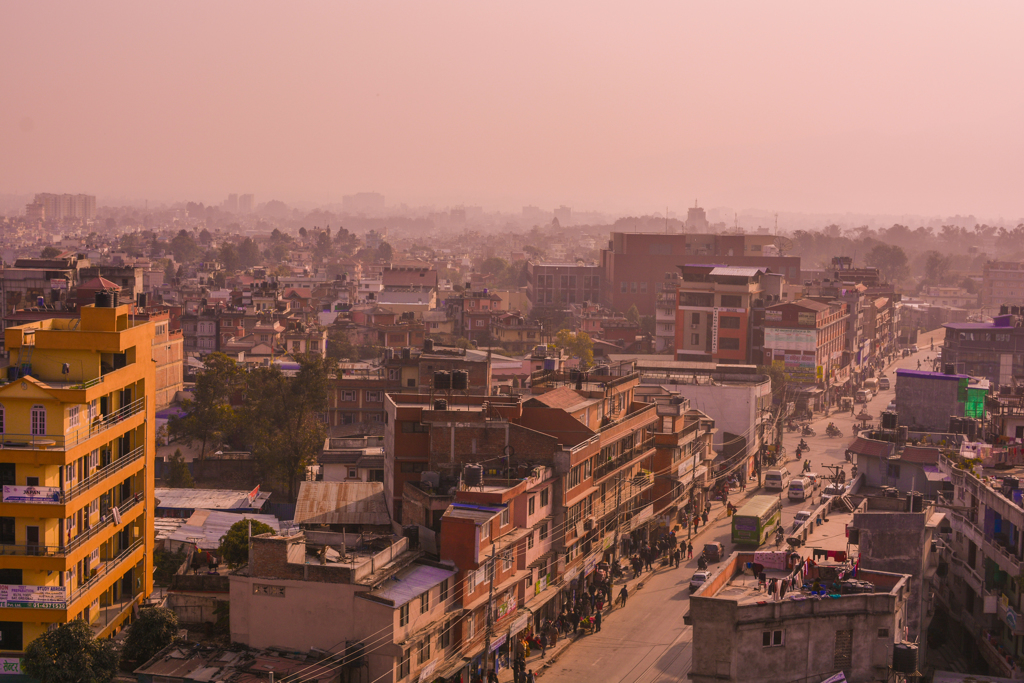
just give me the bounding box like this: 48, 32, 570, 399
878, 376, 891, 391
763, 467, 792, 492
788, 477, 811, 501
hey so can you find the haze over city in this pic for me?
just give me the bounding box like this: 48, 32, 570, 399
3, 1, 1024, 220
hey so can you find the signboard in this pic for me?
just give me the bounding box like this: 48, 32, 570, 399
2, 485, 60, 505
418, 661, 438, 681
584, 553, 600, 576
0, 584, 66, 609
711, 308, 719, 354
509, 614, 531, 636
495, 591, 517, 621
534, 574, 548, 596
1008, 607, 1018, 631
764, 328, 816, 353
50, 279, 67, 290
797, 311, 817, 327
0, 659, 22, 675
765, 309, 782, 322
489, 634, 507, 652
247, 485, 260, 505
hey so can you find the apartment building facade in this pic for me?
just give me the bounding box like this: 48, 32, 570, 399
673, 266, 768, 364
764, 299, 849, 408
526, 262, 602, 315
0, 299, 156, 652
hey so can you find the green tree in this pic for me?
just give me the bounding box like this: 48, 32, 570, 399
554, 329, 594, 369
326, 329, 356, 361
480, 257, 509, 278
376, 242, 394, 262
23, 621, 119, 683
242, 354, 334, 501
923, 250, 953, 285
758, 364, 788, 403
170, 229, 201, 263
168, 352, 242, 460
961, 277, 978, 294
219, 243, 239, 271
121, 607, 179, 669
639, 315, 655, 336
198, 228, 212, 245
625, 304, 640, 326
334, 226, 360, 254
237, 237, 260, 268
40, 246, 61, 258
166, 448, 194, 488
220, 518, 275, 568
865, 243, 910, 284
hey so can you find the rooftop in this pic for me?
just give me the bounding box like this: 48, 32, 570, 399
363, 562, 457, 607
154, 488, 271, 511
294, 481, 391, 526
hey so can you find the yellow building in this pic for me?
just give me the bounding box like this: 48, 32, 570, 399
0, 300, 155, 653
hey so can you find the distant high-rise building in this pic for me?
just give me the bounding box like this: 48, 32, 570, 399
32, 193, 96, 221
342, 192, 385, 214
686, 202, 709, 231
554, 205, 572, 225
449, 207, 466, 223
238, 193, 254, 213
522, 205, 547, 223
24, 202, 45, 223
224, 193, 239, 212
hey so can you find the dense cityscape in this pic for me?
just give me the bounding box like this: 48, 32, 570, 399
4, 3, 1024, 683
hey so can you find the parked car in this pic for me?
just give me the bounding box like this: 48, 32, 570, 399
911, 344, 919, 353
805, 473, 821, 489
793, 510, 812, 530
821, 483, 849, 505
690, 570, 712, 593
703, 541, 724, 563
878, 376, 890, 391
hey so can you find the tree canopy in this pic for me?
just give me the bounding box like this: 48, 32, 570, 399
121, 607, 179, 669
23, 621, 119, 683
166, 448, 194, 488
220, 519, 276, 568
168, 352, 242, 460
865, 243, 909, 284
554, 329, 594, 369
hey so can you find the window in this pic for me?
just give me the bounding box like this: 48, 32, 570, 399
440, 579, 449, 602
540, 488, 548, 507
719, 337, 740, 350
691, 333, 700, 345
877, 628, 889, 638
420, 591, 429, 613
528, 496, 535, 516
640, 281, 647, 293
527, 532, 535, 550
366, 391, 383, 402
407, 378, 416, 387
388, 369, 400, 381
501, 508, 510, 526
30, 406, 45, 436
887, 462, 901, 478
399, 604, 409, 626
480, 522, 490, 540
763, 630, 784, 647
398, 649, 410, 679
720, 294, 742, 308
88, 400, 97, 422
341, 391, 356, 402
719, 316, 740, 329
691, 312, 700, 325
833, 629, 853, 669
440, 621, 451, 649
348, 468, 358, 479
503, 554, 513, 571
631, 282, 637, 293
0, 405, 4, 434
621, 281, 628, 293
417, 636, 431, 664
539, 523, 548, 540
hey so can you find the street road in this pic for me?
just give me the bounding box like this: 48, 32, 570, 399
539, 332, 945, 682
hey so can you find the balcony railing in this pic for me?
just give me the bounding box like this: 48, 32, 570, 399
593, 437, 656, 481
61, 446, 145, 504
0, 492, 144, 559
65, 537, 144, 608
64, 492, 144, 555
0, 397, 146, 451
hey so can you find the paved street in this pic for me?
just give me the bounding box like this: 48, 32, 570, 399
538, 331, 946, 681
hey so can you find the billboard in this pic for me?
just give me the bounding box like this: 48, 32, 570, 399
764, 327, 816, 353
0, 584, 65, 609
2, 485, 60, 504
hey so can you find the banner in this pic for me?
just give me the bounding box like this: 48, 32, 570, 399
0, 659, 22, 675
0, 584, 65, 609
2, 485, 60, 505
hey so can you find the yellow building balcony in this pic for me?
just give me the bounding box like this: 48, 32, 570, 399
0, 397, 145, 455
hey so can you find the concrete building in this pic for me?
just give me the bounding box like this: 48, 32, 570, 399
0, 299, 157, 650
673, 265, 770, 365
764, 298, 849, 410
318, 436, 385, 483
983, 261, 1024, 315
238, 193, 254, 213
689, 551, 912, 683
895, 368, 988, 433
599, 232, 801, 317
526, 261, 602, 314
942, 310, 1024, 385
31, 193, 96, 222
149, 311, 184, 410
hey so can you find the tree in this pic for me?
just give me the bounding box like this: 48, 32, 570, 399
23, 620, 119, 683
219, 243, 239, 271
168, 352, 242, 460
923, 250, 953, 284
553, 329, 594, 369
480, 257, 509, 278
198, 228, 212, 246
298, 226, 308, 239
961, 277, 978, 294
376, 242, 394, 262
40, 246, 61, 258
166, 449, 194, 488
625, 304, 641, 326
639, 315, 655, 336
333, 226, 360, 254
758, 364, 788, 403
220, 518, 275, 568
121, 607, 179, 669
326, 328, 356, 361
242, 354, 334, 501
865, 243, 909, 284
237, 237, 260, 268
170, 230, 201, 263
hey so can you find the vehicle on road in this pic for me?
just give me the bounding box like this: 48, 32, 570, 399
911, 344, 919, 353
863, 378, 879, 393
703, 541, 724, 563
821, 483, 849, 506
826, 424, 843, 438
731, 495, 783, 547
878, 376, 890, 390
855, 389, 873, 403
887, 401, 896, 412
788, 477, 811, 501
801, 424, 816, 437
805, 472, 821, 489
763, 467, 792, 492
690, 570, 712, 593
793, 510, 811, 530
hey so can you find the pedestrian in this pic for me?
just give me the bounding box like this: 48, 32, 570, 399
595, 609, 602, 632
540, 632, 548, 658
527, 670, 536, 683
701, 511, 709, 525
619, 584, 629, 607
604, 580, 612, 604
488, 670, 499, 683
673, 548, 681, 567
687, 542, 693, 559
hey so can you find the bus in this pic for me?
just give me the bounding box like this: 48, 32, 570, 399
731, 495, 783, 546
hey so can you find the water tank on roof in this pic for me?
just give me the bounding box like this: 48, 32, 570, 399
424, 338, 435, 353
943, 364, 956, 375
464, 464, 483, 487
892, 643, 918, 674
434, 398, 448, 410
94, 290, 114, 308
881, 411, 898, 430
434, 371, 451, 390
452, 370, 469, 391
534, 345, 547, 356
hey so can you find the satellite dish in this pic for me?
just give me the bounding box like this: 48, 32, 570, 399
774, 236, 794, 255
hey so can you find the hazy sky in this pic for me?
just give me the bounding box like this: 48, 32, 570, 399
3, 2, 1023, 218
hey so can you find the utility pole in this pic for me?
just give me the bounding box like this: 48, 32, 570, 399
612, 471, 625, 562
484, 544, 496, 679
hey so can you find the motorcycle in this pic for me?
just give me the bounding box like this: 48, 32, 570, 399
801, 425, 816, 437
798, 439, 809, 451
826, 425, 843, 438
795, 447, 803, 460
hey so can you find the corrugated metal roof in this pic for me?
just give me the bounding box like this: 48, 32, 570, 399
364, 563, 457, 607
167, 510, 284, 550
294, 481, 390, 526
154, 488, 271, 510
847, 437, 895, 459
444, 503, 502, 524
708, 266, 766, 278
